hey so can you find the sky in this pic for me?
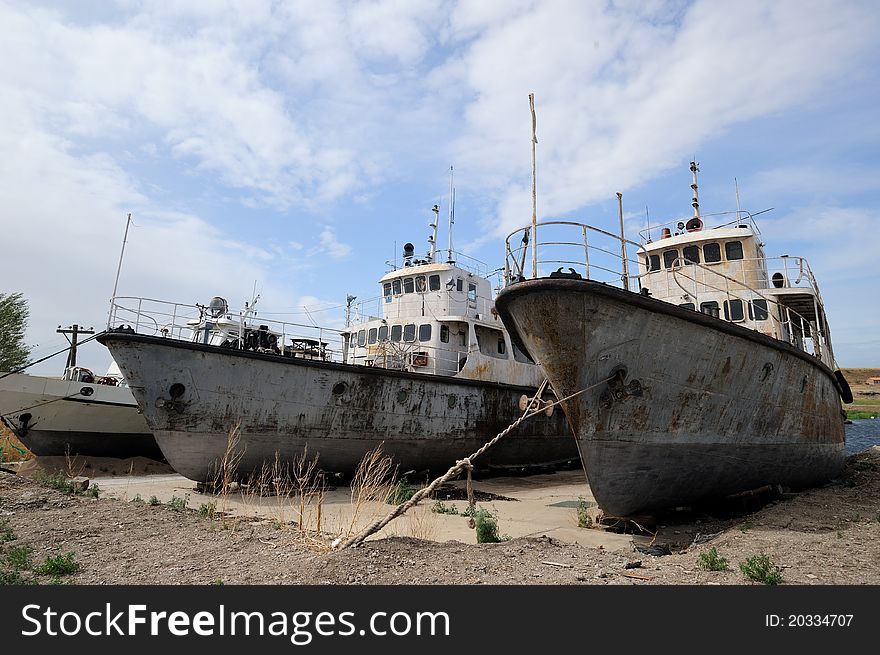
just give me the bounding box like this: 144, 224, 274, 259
1, 0, 878, 375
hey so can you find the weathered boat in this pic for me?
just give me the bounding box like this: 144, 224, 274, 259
0, 363, 161, 460
495, 163, 850, 516
97, 218, 575, 483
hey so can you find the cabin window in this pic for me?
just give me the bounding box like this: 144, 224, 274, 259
682, 245, 701, 264
725, 241, 744, 261
357, 330, 366, 347
392, 279, 402, 295
415, 276, 426, 292
663, 249, 679, 269
468, 283, 477, 301
349, 333, 356, 348
475, 325, 508, 359
749, 299, 769, 321
403, 323, 416, 342
700, 301, 720, 318
703, 242, 721, 263
368, 328, 378, 344
383, 283, 392, 301
456, 278, 463, 292
390, 325, 402, 342
378, 325, 388, 341
724, 299, 745, 322
429, 274, 440, 291
679, 302, 695, 310
403, 277, 414, 294
418, 324, 432, 342
512, 341, 534, 364
440, 324, 449, 343
648, 254, 661, 272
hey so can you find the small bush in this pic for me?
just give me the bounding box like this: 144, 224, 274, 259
740, 554, 783, 585
697, 547, 729, 571
386, 478, 415, 505
0, 518, 15, 542
148, 495, 160, 506
84, 484, 100, 499
32, 470, 75, 494
198, 502, 217, 518
431, 500, 459, 515
576, 497, 593, 528
35, 553, 80, 577
131, 494, 143, 504
5, 545, 33, 571
473, 509, 502, 543
169, 495, 189, 511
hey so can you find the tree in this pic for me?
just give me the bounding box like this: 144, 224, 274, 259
0, 292, 31, 372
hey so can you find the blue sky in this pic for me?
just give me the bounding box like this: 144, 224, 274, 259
1, 0, 878, 374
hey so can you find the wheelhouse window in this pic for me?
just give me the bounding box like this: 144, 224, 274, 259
749, 299, 769, 321
512, 341, 534, 364
474, 325, 507, 359
392, 279, 402, 295
456, 278, 463, 292
429, 274, 440, 291
383, 283, 392, 301
497, 337, 506, 355
703, 242, 721, 263
403, 277, 414, 294
390, 325, 402, 342
368, 328, 377, 344
440, 324, 449, 343
403, 323, 416, 342
349, 333, 356, 348
648, 254, 661, 272
682, 245, 700, 264
700, 301, 720, 317
663, 249, 679, 269
724, 299, 745, 322
725, 241, 744, 261
418, 324, 432, 341
679, 302, 695, 310
415, 276, 426, 292
357, 329, 366, 346
467, 283, 477, 301
378, 325, 388, 341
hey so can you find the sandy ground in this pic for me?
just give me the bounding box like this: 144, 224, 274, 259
2, 447, 879, 585
841, 368, 880, 414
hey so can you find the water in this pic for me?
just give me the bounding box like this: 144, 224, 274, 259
845, 419, 880, 455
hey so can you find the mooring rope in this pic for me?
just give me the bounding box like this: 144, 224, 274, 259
335, 373, 615, 550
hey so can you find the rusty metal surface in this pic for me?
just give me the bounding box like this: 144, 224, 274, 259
97, 331, 576, 482
495, 278, 846, 516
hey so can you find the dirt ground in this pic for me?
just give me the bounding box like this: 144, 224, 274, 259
2, 447, 879, 586
841, 368, 880, 414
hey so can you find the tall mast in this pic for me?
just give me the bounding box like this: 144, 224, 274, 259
529, 93, 538, 279
617, 192, 629, 291
446, 166, 455, 264
107, 212, 132, 329
429, 204, 439, 262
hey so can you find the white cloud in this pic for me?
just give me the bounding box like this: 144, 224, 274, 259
315, 227, 353, 259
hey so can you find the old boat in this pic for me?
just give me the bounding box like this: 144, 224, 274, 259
494, 163, 850, 516
0, 362, 161, 460
97, 218, 575, 483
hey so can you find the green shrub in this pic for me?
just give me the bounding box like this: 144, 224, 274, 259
148, 495, 160, 506
576, 497, 593, 528
386, 478, 415, 505
740, 554, 783, 585
32, 470, 75, 494
697, 547, 729, 571
35, 553, 80, 576
473, 509, 501, 543
198, 502, 217, 518
169, 495, 189, 511
5, 545, 33, 571
0, 518, 15, 542
431, 500, 459, 515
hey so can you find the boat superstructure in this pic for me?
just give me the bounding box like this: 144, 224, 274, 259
494, 162, 848, 516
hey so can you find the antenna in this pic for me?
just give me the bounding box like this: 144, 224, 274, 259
734, 176, 742, 220
617, 192, 629, 291
529, 93, 538, 279
446, 166, 455, 264
645, 205, 651, 242
107, 212, 132, 329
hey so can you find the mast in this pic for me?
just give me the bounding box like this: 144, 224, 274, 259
690, 160, 701, 220
529, 93, 538, 279
617, 192, 629, 291
429, 204, 439, 262
107, 212, 132, 329
446, 166, 455, 264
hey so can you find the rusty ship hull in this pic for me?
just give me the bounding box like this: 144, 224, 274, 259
96, 330, 575, 482
495, 278, 847, 516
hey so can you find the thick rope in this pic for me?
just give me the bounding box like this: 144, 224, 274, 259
335, 374, 614, 549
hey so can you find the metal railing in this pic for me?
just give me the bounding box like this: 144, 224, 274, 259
108, 296, 347, 363
638, 210, 761, 244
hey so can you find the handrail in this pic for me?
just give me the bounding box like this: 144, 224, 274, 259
637, 210, 761, 243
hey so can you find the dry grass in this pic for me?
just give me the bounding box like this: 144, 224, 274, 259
340, 444, 398, 542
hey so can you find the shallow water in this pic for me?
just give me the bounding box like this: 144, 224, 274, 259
845, 418, 880, 454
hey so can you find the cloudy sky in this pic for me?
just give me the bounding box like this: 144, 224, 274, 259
2, 0, 878, 374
